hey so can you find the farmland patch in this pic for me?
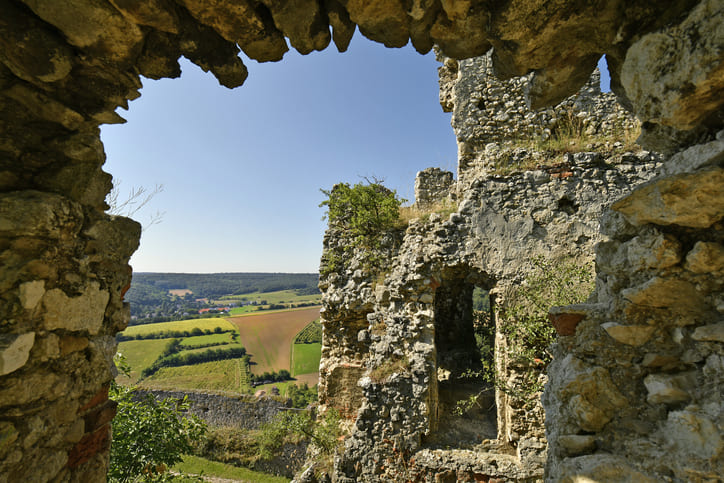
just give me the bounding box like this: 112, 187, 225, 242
228, 307, 321, 376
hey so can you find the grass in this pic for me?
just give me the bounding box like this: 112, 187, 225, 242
291, 342, 322, 376
229, 305, 262, 316
123, 318, 237, 336
174, 454, 290, 483
140, 359, 248, 392
178, 343, 246, 356
117, 339, 170, 383
398, 198, 458, 225
179, 333, 235, 347
492, 111, 642, 175
216, 289, 321, 307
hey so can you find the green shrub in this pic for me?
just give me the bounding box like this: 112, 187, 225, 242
109, 355, 207, 482
457, 256, 594, 413
319, 179, 405, 276
257, 409, 340, 461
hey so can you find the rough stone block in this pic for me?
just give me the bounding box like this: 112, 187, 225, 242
42, 282, 109, 335
612, 167, 724, 228
644, 372, 694, 404
602, 322, 656, 346
685, 241, 724, 274
691, 322, 724, 343
0, 333, 35, 376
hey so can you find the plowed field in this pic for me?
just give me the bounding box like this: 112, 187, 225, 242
227, 307, 321, 376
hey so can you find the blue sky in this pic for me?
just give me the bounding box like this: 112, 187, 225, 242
101, 36, 457, 273
102, 36, 611, 274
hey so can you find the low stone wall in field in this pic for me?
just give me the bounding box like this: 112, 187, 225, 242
135, 389, 290, 429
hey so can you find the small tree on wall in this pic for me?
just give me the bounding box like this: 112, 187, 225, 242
319, 178, 405, 276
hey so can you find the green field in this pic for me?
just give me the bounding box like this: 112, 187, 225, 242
174, 455, 289, 483
118, 309, 321, 393
123, 318, 236, 336
141, 359, 248, 392
179, 333, 235, 347
218, 289, 321, 307
291, 343, 322, 376
117, 339, 169, 382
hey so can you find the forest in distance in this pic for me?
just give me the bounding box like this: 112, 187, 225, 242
125, 272, 320, 325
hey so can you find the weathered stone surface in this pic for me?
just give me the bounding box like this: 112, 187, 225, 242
664, 407, 723, 459
1, 0, 723, 481
343, 0, 410, 48
557, 356, 627, 432
557, 434, 596, 456
19, 281, 45, 310
414, 167, 454, 209
644, 372, 695, 405
0, 333, 36, 376
691, 322, 724, 343
0, 1, 74, 84
0, 191, 83, 239
42, 283, 110, 335
620, 0, 724, 130
21, 0, 144, 65
178, 0, 288, 62
260, 0, 330, 55
602, 322, 656, 346
108, 0, 181, 33
622, 277, 704, 315
685, 241, 724, 274
557, 454, 658, 483
612, 167, 724, 228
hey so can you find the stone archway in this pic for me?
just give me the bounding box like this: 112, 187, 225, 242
1, 0, 722, 481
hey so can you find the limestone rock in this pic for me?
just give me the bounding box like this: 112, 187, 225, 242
691, 322, 724, 343
343, 0, 410, 48
0, 333, 36, 376
42, 283, 110, 335
0, 1, 74, 84
0, 191, 83, 239
3, 83, 84, 130
685, 241, 724, 274
178, 0, 288, 62
108, 0, 181, 34
621, 0, 724, 130
19, 281, 45, 310
622, 277, 705, 319
612, 167, 724, 228
602, 322, 656, 346
260, 0, 331, 55
664, 407, 723, 459
644, 372, 695, 405
21, 0, 144, 64
558, 356, 628, 432
325, 0, 356, 52
558, 434, 596, 456
558, 454, 658, 483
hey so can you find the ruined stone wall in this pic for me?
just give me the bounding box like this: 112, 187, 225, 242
437, 49, 640, 187
0, 0, 721, 481
319, 151, 661, 481
135, 389, 291, 430
543, 132, 724, 481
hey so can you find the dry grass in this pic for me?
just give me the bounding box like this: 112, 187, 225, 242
398, 198, 458, 226
369, 355, 409, 383
494, 110, 641, 175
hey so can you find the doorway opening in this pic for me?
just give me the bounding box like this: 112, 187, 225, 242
426, 269, 498, 448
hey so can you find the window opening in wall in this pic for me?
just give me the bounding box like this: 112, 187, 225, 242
426, 275, 497, 448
